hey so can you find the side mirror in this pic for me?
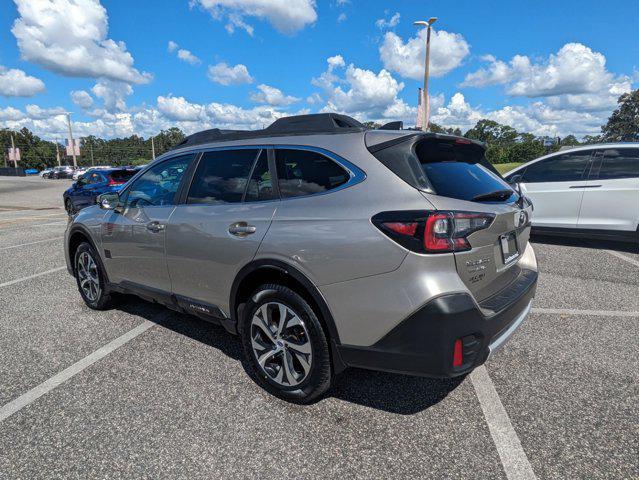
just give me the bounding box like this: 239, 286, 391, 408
508, 174, 523, 186
97, 193, 121, 211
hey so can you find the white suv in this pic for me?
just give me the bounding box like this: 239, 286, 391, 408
505, 144, 639, 242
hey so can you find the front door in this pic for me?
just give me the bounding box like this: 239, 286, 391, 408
519, 149, 594, 228
101, 154, 195, 292
166, 148, 279, 311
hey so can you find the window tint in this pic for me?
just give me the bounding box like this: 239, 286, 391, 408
275, 149, 349, 198
124, 154, 193, 207
187, 149, 258, 204
87, 172, 103, 184
245, 150, 276, 202
522, 151, 592, 183
597, 148, 639, 180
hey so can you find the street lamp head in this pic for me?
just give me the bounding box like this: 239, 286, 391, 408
414, 18, 437, 27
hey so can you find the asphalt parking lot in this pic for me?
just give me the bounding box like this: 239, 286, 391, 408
0, 176, 637, 479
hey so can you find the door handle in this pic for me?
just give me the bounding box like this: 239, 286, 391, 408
570, 185, 602, 189
228, 222, 256, 237
146, 221, 165, 233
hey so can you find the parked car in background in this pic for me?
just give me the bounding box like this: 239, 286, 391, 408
50, 166, 74, 179
24, 169, 39, 175
40, 168, 54, 178
64, 113, 537, 402
63, 167, 138, 214
73, 168, 89, 180
504, 143, 639, 242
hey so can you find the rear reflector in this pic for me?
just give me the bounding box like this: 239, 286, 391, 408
453, 339, 463, 367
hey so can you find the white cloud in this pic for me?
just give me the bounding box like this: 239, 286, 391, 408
375, 12, 400, 29
91, 80, 133, 112
462, 43, 631, 111
207, 62, 253, 85
0, 106, 26, 121
250, 84, 299, 106
24, 104, 66, 119
380, 28, 470, 79
0, 66, 45, 97
337, 13, 347, 23
306, 93, 322, 104
311, 56, 415, 123
157, 95, 205, 121
191, 0, 317, 35
12, 0, 151, 84
430, 92, 608, 137
167, 40, 201, 65
70, 90, 94, 109
177, 49, 201, 65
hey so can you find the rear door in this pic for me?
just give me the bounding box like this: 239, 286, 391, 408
519, 150, 594, 228
578, 147, 639, 231
166, 148, 278, 310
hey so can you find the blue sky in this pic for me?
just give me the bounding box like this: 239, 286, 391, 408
0, 0, 637, 139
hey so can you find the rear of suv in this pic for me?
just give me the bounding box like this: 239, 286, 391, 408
64, 114, 537, 403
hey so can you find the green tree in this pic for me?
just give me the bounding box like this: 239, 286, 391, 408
465, 119, 518, 145
560, 135, 580, 146
601, 89, 639, 141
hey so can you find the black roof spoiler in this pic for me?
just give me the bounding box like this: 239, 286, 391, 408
174, 113, 366, 149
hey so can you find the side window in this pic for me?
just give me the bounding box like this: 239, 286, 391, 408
275, 149, 350, 198
89, 172, 102, 184
124, 154, 193, 208
597, 149, 639, 180
522, 151, 592, 183
245, 150, 276, 202
187, 149, 258, 204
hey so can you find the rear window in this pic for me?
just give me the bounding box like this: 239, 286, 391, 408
372, 137, 516, 203
108, 170, 137, 183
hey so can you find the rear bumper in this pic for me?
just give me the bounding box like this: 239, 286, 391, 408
337, 268, 537, 378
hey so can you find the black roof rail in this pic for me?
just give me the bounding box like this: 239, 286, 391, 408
173, 113, 365, 149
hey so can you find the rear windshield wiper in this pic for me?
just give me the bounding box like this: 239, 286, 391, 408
472, 189, 514, 202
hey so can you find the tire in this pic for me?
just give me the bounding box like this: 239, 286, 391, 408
74, 242, 116, 310
65, 198, 74, 215
240, 284, 332, 403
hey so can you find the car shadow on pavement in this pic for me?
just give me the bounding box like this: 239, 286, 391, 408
531, 234, 639, 253
329, 369, 464, 415
115, 296, 464, 415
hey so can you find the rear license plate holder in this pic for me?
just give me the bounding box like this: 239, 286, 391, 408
500, 231, 519, 264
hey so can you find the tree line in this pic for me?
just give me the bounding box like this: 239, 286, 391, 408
3, 89, 638, 170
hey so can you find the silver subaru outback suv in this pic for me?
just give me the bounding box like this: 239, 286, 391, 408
65, 113, 537, 403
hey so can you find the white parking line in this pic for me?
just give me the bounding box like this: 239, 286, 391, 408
0, 320, 156, 423
0, 236, 64, 251
0, 266, 66, 288
470, 366, 537, 480
532, 307, 639, 317
605, 249, 639, 268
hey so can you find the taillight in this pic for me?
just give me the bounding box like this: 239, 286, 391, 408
453, 339, 463, 367
372, 210, 494, 253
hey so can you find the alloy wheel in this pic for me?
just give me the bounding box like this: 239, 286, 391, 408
77, 251, 101, 302
250, 302, 312, 387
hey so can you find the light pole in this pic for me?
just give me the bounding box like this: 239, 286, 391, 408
414, 17, 437, 131
65, 112, 77, 168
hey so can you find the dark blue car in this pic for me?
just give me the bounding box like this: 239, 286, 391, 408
63, 168, 138, 214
